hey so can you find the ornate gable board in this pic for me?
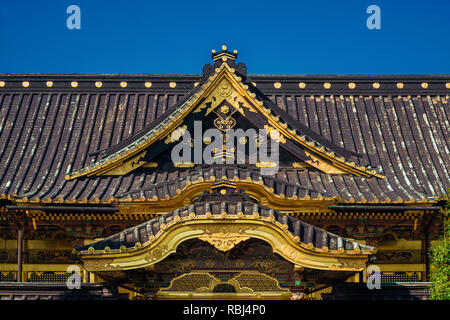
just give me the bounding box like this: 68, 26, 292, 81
75, 200, 375, 272
66, 47, 384, 180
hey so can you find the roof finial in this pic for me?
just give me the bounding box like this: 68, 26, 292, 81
211, 44, 237, 61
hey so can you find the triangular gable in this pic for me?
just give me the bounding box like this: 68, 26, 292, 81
66, 48, 384, 180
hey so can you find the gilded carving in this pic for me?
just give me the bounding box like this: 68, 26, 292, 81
157, 269, 290, 299
79, 212, 372, 272
281, 244, 304, 260
263, 125, 286, 144
194, 78, 257, 116
164, 125, 188, 144
304, 151, 346, 174
199, 233, 251, 251
145, 244, 169, 263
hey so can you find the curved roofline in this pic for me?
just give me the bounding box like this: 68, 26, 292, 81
76, 199, 374, 272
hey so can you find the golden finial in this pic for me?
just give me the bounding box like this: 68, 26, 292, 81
212, 45, 237, 61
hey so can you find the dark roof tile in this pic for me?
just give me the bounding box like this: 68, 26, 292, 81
75, 200, 374, 253
0, 73, 448, 202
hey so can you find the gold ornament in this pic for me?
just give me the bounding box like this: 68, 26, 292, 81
203, 136, 212, 145
220, 105, 230, 114
239, 136, 247, 145
218, 84, 232, 97
199, 233, 250, 252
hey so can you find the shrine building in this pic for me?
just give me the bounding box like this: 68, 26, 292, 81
0, 47, 448, 300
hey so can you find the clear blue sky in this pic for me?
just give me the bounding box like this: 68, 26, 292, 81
0, 0, 449, 74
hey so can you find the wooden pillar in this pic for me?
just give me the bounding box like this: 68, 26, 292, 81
17, 227, 23, 282
425, 227, 430, 281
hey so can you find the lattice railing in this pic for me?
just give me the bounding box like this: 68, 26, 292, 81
28, 272, 83, 283
381, 272, 420, 283
0, 272, 16, 282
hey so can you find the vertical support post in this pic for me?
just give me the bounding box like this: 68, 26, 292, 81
17, 226, 23, 282
423, 210, 436, 282
425, 227, 430, 281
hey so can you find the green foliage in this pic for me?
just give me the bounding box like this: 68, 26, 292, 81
428, 197, 450, 300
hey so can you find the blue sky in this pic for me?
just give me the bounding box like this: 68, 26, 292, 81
0, 0, 449, 74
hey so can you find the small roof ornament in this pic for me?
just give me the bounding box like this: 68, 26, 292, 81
212, 44, 238, 62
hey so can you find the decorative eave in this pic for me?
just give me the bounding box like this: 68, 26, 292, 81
6, 181, 441, 210
9, 177, 337, 215
65, 48, 385, 180
75, 200, 375, 272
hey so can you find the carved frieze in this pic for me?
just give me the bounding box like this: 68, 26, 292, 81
198, 233, 250, 252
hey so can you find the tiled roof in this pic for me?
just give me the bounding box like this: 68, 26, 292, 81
75, 200, 374, 254
0, 71, 449, 203
114, 166, 330, 201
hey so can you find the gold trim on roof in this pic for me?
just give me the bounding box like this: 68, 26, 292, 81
10, 174, 441, 212
77, 212, 374, 272
65, 60, 384, 180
